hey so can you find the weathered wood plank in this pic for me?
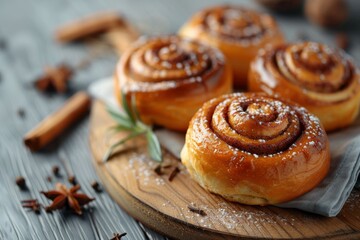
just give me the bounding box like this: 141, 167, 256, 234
0, 0, 168, 238
0, 0, 359, 239
0, 58, 155, 239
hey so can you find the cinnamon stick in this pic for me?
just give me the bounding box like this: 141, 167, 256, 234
56, 11, 139, 55
33, 13, 138, 152
24, 92, 91, 151
56, 12, 125, 43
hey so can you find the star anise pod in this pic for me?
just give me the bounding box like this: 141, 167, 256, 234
41, 183, 94, 215
21, 199, 41, 214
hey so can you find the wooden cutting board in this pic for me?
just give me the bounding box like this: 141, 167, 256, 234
89, 100, 360, 240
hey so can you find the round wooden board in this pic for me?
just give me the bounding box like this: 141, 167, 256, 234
89, 100, 360, 240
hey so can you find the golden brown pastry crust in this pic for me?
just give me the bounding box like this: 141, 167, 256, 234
181, 93, 330, 205
179, 5, 284, 89
248, 42, 360, 132
115, 35, 233, 131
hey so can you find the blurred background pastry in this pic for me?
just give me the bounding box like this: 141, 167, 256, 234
248, 41, 360, 131
179, 5, 284, 89
115, 35, 233, 131
305, 0, 348, 28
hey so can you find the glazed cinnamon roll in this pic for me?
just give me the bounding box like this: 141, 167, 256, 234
179, 5, 284, 88
115, 36, 233, 131
181, 93, 330, 205
248, 42, 360, 131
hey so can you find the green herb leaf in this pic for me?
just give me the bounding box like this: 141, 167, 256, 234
105, 125, 132, 144
107, 125, 132, 133
121, 92, 135, 125
103, 131, 145, 162
107, 107, 133, 129
145, 130, 162, 162
104, 93, 163, 163
131, 94, 141, 121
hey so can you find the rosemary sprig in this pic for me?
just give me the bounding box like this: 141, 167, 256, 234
103, 93, 162, 162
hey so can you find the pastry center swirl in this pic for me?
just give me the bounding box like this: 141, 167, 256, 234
299, 46, 330, 68
211, 97, 302, 155
202, 7, 272, 41
129, 37, 217, 82
274, 42, 352, 93
246, 102, 276, 122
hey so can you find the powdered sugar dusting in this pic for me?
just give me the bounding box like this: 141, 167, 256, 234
126, 152, 179, 186
126, 35, 225, 91
161, 201, 296, 230
203, 6, 277, 46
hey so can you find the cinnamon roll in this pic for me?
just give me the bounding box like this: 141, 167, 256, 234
181, 93, 330, 205
248, 42, 360, 131
115, 36, 233, 131
179, 5, 284, 88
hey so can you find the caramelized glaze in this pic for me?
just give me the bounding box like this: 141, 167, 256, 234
179, 5, 284, 88
115, 35, 233, 131
249, 42, 360, 131
181, 93, 330, 205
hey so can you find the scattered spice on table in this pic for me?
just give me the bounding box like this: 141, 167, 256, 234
154, 164, 163, 176
21, 199, 41, 214
188, 205, 207, 217
154, 164, 174, 176
110, 232, 127, 240
35, 64, 73, 94
91, 181, 102, 192
16, 176, 27, 190
46, 176, 52, 182
168, 167, 180, 182
68, 175, 77, 185
52, 165, 60, 176
41, 183, 94, 215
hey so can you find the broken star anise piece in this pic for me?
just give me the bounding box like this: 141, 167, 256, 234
41, 183, 94, 215
21, 199, 41, 214
35, 64, 73, 93
110, 232, 127, 240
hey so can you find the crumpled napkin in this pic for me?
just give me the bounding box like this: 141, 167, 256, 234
89, 77, 360, 217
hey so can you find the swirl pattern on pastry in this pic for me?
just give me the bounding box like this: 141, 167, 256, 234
179, 5, 284, 88
115, 35, 233, 131
181, 93, 330, 205
248, 42, 360, 131
201, 6, 278, 43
